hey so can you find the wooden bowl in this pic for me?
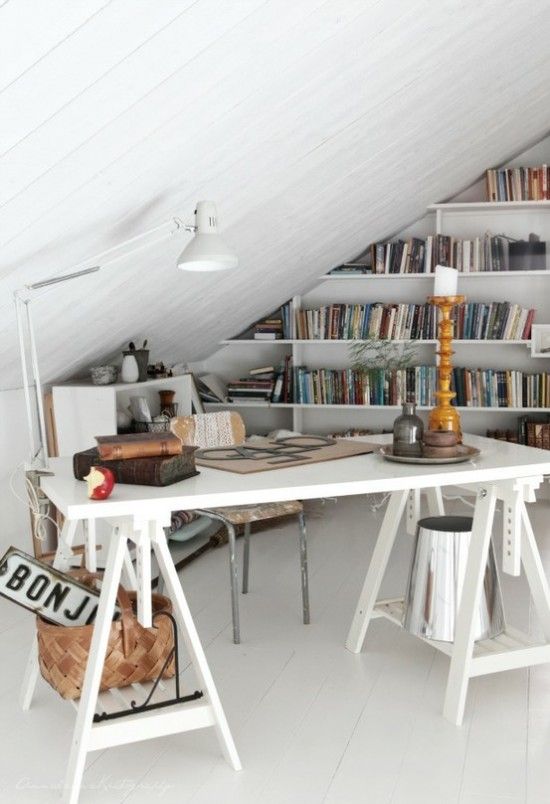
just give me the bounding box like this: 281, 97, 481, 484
422, 444, 462, 459
423, 430, 458, 448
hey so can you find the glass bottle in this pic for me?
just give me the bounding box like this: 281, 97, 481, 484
393, 402, 424, 456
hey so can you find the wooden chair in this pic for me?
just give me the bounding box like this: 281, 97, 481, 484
170, 412, 309, 643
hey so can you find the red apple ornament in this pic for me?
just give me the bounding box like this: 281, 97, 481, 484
84, 466, 115, 500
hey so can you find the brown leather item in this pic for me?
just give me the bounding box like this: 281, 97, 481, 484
96, 432, 183, 460
36, 571, 175, 700
73, 446, 198, 486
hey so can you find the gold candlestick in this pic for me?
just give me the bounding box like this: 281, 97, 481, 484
427, 294, 465, 443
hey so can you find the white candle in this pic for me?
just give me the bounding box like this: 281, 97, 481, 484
433, 264, 458, 297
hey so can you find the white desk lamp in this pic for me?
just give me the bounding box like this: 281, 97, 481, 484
15, 201, 237, 469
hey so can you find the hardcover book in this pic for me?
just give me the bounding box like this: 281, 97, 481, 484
95, 432, 183, 460
74, 446, 198, 486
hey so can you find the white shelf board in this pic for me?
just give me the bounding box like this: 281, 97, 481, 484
320, 270, 550, 280
53, 376, 181, 390
221, 339, 532, 346
429, 201, 550, 211
372, 598, 550, 674
204, 402, 545, 412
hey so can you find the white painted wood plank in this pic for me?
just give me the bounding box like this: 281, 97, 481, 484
459, 670, 528, 802
0, 0, 241, 203
0, 0, 189, 154
88, 701, 216, 751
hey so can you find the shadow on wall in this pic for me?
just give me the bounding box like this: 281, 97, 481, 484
0, 388, 37, 553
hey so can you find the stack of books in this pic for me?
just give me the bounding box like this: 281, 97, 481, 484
227, 366, 277, 403
73, 432, 197, 486
254, 316, 283, 340
366, 233, 546, 274
295, 302, 534, 341
486, 166, 550, 201
253, 302, 294, 340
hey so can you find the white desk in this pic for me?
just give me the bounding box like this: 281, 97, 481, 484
27, 434, 550, 803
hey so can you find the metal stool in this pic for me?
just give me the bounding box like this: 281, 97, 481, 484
403, 515, 505, 642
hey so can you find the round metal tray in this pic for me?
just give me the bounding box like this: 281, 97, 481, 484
379, 444, 480, 465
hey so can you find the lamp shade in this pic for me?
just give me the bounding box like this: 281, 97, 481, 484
177, 201, 238, 271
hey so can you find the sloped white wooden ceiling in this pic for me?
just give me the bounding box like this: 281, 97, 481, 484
1, 0, 550, 390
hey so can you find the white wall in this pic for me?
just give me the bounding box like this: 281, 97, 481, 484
0, 388, 37, 554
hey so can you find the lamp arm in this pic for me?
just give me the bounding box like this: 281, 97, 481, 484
14, 214, 191, 468
173, 217, 197, 234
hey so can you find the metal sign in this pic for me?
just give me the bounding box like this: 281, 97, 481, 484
0, 547, 120, 627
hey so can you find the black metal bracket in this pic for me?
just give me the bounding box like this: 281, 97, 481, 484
93, 610, 203, 723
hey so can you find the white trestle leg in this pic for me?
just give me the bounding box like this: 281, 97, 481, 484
346, 489, 409, 653
151, 521, 242, 771
57, 517, 241, 803
62, 525, 129, 804
20, 518, 80, 711
443, 485, 498, 725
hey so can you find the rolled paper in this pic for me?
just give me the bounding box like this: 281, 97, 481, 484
433, 264, 458, 297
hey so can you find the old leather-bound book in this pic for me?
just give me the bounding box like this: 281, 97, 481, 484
74, 446, 198, 486
95, 432, 183, 460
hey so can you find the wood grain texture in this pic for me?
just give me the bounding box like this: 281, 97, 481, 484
2, 0, 550, 390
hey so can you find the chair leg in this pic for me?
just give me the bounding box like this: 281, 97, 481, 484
226, 521, 241, 644
298, 511, 310, 625
242, 523, 251, 594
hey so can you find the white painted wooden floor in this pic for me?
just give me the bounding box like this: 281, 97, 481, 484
2, 493, 550, 804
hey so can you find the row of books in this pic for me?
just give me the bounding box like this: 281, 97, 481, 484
291, 365, 550, 408
294, 366, 437, 406
486, 429, 519, 444
453, 302, 534, 341
523, 418, 550, 449
294, 302, 534, 341
452, 368, 550, 409
367, 233, 545, 274
486, 166, 550, 202
488, 415, 550, 448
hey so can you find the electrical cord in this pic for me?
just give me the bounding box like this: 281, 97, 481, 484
9, 462, 60, 542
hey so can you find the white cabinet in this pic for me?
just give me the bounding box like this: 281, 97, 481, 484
52, 375, 191, 456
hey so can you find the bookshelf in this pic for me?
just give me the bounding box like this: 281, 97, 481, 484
198, 200, 550, 436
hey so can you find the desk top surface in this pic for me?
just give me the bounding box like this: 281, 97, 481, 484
40, 434, 550, 521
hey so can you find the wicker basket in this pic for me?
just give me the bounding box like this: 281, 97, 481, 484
36, 576, 175, 700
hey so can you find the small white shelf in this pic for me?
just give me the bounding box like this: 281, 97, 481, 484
204, 402, 544, 413
429, 201, 550, 211
321, 270, 550, 280
53, 376, 181, 390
